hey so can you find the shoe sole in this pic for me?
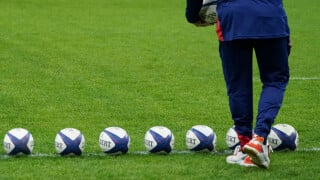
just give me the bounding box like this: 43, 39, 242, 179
243, 146, 269, 169
226, 159, 257, 167
226, 157, 245, 165
226, 156, 257, 167
240, 162, 257, 167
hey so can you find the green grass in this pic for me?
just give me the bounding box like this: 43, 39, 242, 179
0, 0, 319, 179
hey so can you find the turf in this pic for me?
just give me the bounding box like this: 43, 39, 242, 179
0, 0, 319, 179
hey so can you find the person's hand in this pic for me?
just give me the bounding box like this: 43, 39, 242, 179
198, 1, 217, 26
193, 20, 212, 27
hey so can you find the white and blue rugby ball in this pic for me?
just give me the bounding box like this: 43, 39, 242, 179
3, 128, 34, 155
226, 126, 240, 150
267, 124, 299, 151
144, 126, 174, 154
55, 128, 85, 156
186, 125, 216, 152
99, 127, 130, 155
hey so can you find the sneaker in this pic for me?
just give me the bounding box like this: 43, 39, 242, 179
226, 145, 246, 164
240, 156, 257, 167
243, 134, 270, 169
226, 145, 257, 167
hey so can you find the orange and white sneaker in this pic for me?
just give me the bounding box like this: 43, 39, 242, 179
243, 134, 270, 169
240, 156, 257, 167
226, 145, 256, 167
226, 145, 246, 164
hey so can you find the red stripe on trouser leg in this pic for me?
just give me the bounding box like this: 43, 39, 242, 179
215, 19, 224, 42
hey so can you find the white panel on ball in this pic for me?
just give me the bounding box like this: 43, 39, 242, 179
225, 126, 240, 150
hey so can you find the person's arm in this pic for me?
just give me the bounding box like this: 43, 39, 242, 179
185, 0, 203, 23
186, 0, 214, 27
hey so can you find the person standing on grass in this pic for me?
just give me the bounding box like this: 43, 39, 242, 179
185, 0, 291, 168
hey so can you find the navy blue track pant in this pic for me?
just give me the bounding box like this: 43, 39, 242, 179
219, 37, 290, 139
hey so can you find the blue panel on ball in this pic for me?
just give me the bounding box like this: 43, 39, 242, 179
149, 130, 172, 153
191, 128, 214, 151
7, 133, 31, 155
103, 130, 129, 154
58, 132, 82, 155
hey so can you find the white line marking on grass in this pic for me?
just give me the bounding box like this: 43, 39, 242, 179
131, 148, 320, 154
297, 147, 320, 152
1, 148, 319, 159
290, 77, 320, 81
253, 77, 320, 82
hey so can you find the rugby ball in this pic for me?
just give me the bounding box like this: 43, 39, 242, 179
144, 126, 174, 154
267, 124, 298, 151
186, 125, 216, 152
3, 128, 34, 155
226, 126, 240, 150
55, 128, 85, 155
99, 127, 130, 155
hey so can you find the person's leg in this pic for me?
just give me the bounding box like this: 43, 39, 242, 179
254, 37, 290, 139
219, 39, 254, 146
243, 37, 290, 169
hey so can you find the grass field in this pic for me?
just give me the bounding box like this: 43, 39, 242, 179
0, 0, 319, 179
